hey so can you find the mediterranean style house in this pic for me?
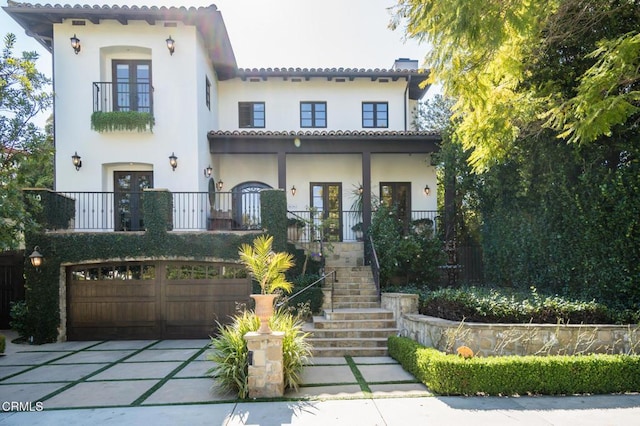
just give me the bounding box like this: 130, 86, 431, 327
4, 2, 439, 342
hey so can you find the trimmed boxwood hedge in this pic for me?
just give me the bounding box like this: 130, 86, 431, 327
388, 336, 640, 396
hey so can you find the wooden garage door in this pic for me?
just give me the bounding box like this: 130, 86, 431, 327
67, 261, 251, 340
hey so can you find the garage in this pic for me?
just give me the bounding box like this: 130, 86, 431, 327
66, 261, 251, 340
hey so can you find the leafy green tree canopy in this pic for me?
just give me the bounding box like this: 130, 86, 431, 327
0, 33, 53, 250
392, 0, 640, 170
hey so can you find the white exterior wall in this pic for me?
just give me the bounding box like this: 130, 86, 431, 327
372, 153, 437, 211
218, 78, 411, 131
53, 19, 212, 193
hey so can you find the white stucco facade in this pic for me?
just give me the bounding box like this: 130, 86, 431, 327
53, 19, 217, 193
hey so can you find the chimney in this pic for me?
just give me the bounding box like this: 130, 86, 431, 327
392, 58, 419, 70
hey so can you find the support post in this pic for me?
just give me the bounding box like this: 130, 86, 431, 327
244, 331, 285, 398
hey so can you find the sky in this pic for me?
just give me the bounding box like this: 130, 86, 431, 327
1, 0, 430, 72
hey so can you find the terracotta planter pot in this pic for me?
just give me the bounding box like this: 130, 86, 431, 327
250, 294, 279, 334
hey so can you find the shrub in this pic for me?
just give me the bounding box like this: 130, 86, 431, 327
0, 334, 5, 353
9, 301, 33, 342
207, 307, 312, 398
418, 286, 629, 324
370, 203, 444, 287
388, 336, 640, 396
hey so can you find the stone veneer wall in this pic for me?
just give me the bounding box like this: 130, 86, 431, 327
382, 293, 640, 356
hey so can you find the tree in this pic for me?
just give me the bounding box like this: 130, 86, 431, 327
392, 0, 640, 170
0, 33, 52, 250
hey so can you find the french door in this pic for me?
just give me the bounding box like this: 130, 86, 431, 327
114, 171, 153, 231
112, 60, 152, 112
380, 182, 411, 227
311, 183, 342, 242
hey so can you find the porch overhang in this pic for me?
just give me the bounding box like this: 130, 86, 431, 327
207, 130, 441, 155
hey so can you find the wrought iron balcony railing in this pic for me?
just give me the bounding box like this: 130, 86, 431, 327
93, 82, 154, 114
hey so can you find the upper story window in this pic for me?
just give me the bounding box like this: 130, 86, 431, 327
300, 102, 327, 128
362, 102, 388, 128
239, 102, 265, 128
205, 76, 211, 110
112, 60, 152, 112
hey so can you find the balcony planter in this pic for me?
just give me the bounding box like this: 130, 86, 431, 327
91, 111, 155, 132
351, 222, 364, 241
287, 218, 305, 241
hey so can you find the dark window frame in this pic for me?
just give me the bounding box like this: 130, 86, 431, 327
300, 101, 327, 128
362, 102, 388, 128
205, 76, 211, 110
238, 102, 265, 128
111, 59, 152, 113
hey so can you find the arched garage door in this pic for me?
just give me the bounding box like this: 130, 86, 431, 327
67, 261, 251, 340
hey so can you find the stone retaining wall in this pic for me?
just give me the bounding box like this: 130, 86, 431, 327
382, 293, 640, 356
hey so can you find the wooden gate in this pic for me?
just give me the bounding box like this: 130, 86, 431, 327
67, 261, 250, 340
0, 251, 25, 329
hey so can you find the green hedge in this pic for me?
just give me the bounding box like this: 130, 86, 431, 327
388, 336, 640, 396
0, 334, 5, 353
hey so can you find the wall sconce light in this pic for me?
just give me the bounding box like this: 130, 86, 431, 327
166, 36, 175, 55
204, 165, 213, 178
169, 152, 178, 171
71, 152, 82, 171
291, 185, 297, 196
358, 185, 364, 194
29, 246, 43, 268
216, 179, 224, 191
70, 34, 81, 54
423, 184, 431, 196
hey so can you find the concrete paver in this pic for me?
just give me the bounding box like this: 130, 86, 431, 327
124, 348, 200, 362
87, 361, 182, 380
43, 379, 160, 408
299, 365, 356, 385
3, 363, 108, 383
142, 378, 235, 404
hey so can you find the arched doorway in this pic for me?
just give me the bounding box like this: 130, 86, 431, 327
231, 181, 271, 229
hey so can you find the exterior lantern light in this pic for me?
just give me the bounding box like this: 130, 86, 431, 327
71, 152, 82, 171
169, 152, 178, 171
423, 184, 431, 197
29, 246, 44, 268
358, 185, 363, 194
216, 179, 224, 191
70, 34, 81, 54
204, 165, 213, 178
166, 36, 175, 55
291, 185, 296, 196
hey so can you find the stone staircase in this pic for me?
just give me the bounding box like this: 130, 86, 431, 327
303, 242, 398, 357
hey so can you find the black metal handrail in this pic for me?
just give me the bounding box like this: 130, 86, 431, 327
276, 269, 337, 309
368, 234, 381, 302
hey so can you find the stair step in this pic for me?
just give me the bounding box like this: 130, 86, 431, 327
330, 302, 381, 309
312, 347, 389, 357
323, 308, 394, 321
310, 318, 397, 330
307, 337, 390, 348
306, 328, 397, 339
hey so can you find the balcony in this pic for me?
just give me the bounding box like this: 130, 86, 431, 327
92, 82, 155, 132
24, 190, 438, 241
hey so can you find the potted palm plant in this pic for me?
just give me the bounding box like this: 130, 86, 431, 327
238, 235, 294, 333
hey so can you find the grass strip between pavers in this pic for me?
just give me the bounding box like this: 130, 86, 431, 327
36, 340, 161, 405
0, 340, 109, 382
345, 356, 372, 397
130, 342, 211, 406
